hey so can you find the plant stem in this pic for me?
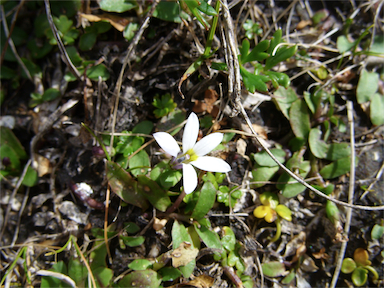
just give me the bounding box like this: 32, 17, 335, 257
270, 217, 281, 242
203, 0, 221, 56
166, 190, 186, 214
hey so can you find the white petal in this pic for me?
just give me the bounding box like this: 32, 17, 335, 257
193, 133, 223, 156
153, 132, 180, 157
183, 112, 199, 153
191, 156, 231, 172
182, 163, 198, 194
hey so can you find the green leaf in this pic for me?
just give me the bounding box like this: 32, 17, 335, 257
227, 250, 242, 268
150, 161, 168, 182
40, 261, 67, 288
273, 87, 298, 119
66, 46, 83, 66
137, 175, 171, 212
265, 45, 296, 71
34, 14, 50, 38
99, 0, 136, 12
221, 226, 236, 252
313, 184, 334, 196
240, 66, 269, 93
262, 261, 286, 277
123, 22, 139, 41
21, 58, 42, 79
289, 99, 311, 140
267, 29, 282, 54
68, 258, 87, 286
54, 15, 73, 34
153, 1, 187, 23
264, 71, 291, 88
0, 127, 27, 159
320, 156, 352, 179
370, 35, 384, 54
159, 170, 182, 190
79, 31, 97, 51
129, 150, 150, 177
172, 221, 192, 249
196, 0, 218, 16
94, 21, 112, 33
326, 200, 340, 224
241, 39, 270, 63
171, 221, 196, 278
42, 88, 61, 102
341, 258, 356, 274
337, 35, 355, 53
133, 120, 154, 135
106, 161, 149, 210
0, 66, 17, 79
120, 235, 145, 247
356, 69, 379, 104
253, 148, 286, 167
371, 224, 384, 240
50, 0, 80, 18
277, 152, 311, 198
118, 270, 161, 288
239, 39, 250, 62
158, 267, 182, 282
194, 223, 222, 250
90, 266, 113, 287
309, 128, 329, 159
276, 204, 292, 221
370, 93, 384, 126
27, 40, 53, 59
123, 222, 139, 234
325, 143, 350, 161
68, 258, 88, 286
251, 166, 279, 188
86, 64, 110, 81
21, 166, 38, 187
190, 181, 216, 219
351, 267, 368, 287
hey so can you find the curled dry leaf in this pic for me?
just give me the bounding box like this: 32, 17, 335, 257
153, 217, 167, 231
79, 13, 130, 32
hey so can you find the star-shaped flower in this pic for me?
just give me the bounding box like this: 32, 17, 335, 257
153, 112, 231, 194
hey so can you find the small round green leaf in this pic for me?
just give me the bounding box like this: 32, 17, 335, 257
341, 258, 356, 274
357, 69, 379, 104
371, 224, 384, 240
351, 267, 368, 287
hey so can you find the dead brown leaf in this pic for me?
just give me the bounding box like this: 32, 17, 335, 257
171, 242, 199, 268
79, 13, 130, 32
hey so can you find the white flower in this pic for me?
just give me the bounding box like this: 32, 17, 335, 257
153, 112, 231, 194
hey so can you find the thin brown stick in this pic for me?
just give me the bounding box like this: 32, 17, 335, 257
44, 0, 81, 81
109, 0, 160, 150
0, 159, 32, 244
221, 0, 242, 115
0, 0, 25, 67
0, 4, 32, 81
330, 100, 356, 288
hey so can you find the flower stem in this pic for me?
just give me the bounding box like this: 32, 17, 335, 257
270, 217, 282, 242
166, 190, 186, 214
